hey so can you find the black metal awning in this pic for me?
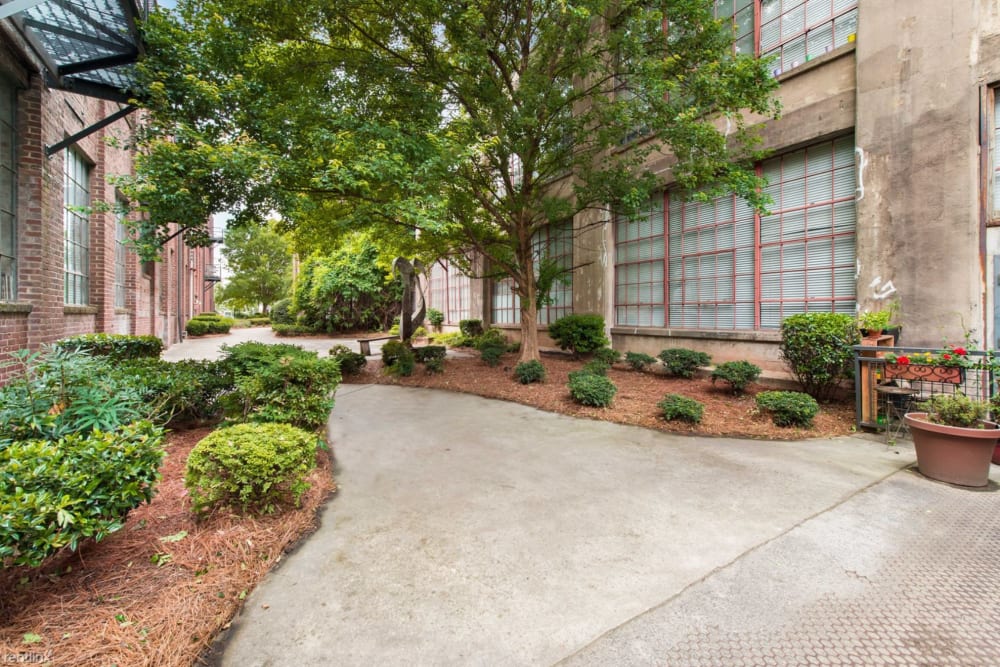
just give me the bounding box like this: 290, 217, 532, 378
1, 0, 148, 104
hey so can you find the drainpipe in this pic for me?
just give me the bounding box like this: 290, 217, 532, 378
177, 229, 185, 344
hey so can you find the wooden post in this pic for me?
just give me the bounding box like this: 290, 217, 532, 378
860, 334, 895, 425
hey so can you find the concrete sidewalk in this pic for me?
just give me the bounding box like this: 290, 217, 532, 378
206, 384, 1000, 666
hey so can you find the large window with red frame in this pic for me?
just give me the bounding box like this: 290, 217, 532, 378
614, 135, 856, 331
713, 0, 857, 74
427, 260, 472, 325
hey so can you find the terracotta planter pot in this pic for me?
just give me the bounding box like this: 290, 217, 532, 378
904, 412, 1000, 487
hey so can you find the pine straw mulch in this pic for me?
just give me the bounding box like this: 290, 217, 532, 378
357, 351, 856, 440
0, 428, 336, 667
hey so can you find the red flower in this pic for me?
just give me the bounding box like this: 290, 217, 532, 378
942, 353, 952, 361
895, 355, 910, 365
952, 347, 968, 356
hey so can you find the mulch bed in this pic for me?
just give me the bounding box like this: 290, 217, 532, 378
0, 428, 336, 667
357, 351, 856, 440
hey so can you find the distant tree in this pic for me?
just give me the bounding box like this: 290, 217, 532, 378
217, 222, 291, 315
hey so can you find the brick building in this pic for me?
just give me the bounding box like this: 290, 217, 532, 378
427, 1, 1000, 375
0, 1, 216, 383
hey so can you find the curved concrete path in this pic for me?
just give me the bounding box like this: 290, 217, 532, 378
203, 384, 1000, 666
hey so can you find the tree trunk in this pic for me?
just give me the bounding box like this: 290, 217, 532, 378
518, 271, 540, 362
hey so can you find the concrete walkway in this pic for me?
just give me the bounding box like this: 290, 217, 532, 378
203, 381, 1000, 666
160, 326, 377, 361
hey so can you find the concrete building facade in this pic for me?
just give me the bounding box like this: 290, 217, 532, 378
427, 0, 1000, 374
0, 15, 216, 383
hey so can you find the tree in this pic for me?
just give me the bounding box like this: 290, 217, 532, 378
217, 222, 291, 315
131, 0, 779, 361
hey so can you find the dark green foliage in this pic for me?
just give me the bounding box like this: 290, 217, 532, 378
186, 313, 234, 335
0, 347, 148, 443
271, 323, 320, 336
657, 394, 704, 424
459, 319, 484, 338
329, 345, 367, 375
755, 391, 820, 428
625, 351, 657, 371
293, 242, 400, 333
567, 373, 617, 407
427, 308, 444, 328
381, 340, 416, 377
0, 421, 165, 567
117, 358, 231, 426
270, 298, 294, 324
581, 359, 610, 376
249, 317, 271, 326
514, 360, 546, 384
779, 313, 859, 401
185, 422, 317, 514
919, 393, 988, 428
55, 334, 163, 361
424, 357, 444, 374
658, 348, 712, 379
592, 347, 621, 366
547, 314, 609, 357
221, 344, 341, 431
413, 345, 447, 363
475, 328, 508, 367
711, 360, 762, 395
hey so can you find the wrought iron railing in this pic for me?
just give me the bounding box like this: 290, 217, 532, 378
853, 345, 996, 431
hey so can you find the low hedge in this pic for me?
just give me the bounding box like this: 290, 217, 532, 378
56, 333, 163, 361
271, 323, 320, 337
186, 313, 234, 336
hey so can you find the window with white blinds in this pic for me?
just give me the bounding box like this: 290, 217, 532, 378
758, 135, 857, 326
614, 136, 857, 331
713, 0, 755, 56
64, 149, 91, 306
490, 220, 574, 325
0, 78, 15, 303
760, 0, 857, 72
667, 192, 756, 329
428, 261, 448, 318
429, 260, 472, 325
614, 195, 665, 327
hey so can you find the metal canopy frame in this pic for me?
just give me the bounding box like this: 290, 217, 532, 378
1, 0, 148, 104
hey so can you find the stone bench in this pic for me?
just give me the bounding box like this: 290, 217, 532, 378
357, 335, 397, 356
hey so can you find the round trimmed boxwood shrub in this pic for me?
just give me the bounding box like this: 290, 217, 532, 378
658, 348, 712, 378
380, 339, 415, 376
514, 359, 546, 384
459, 319, 484, 338
186, 313, 234, 335
625, 351, 657, 371
580, 359, 610, 376
779, 312, 859, 401
475, 328, 508, 367
711, 360, 762, 395
185, 423, 318, 514
568, 373, 617, 407
330, 344, 367, 375
755, 391, 820, 428
427, 308, 445, 329
547, 314, 609, 357
657, 394, 704, 424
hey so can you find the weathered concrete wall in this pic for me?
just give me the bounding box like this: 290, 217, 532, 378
854, 1, 983, 347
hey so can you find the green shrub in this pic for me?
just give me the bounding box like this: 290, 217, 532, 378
270, 298, 294, 324
514, 360, 546, 384
625, 351, 657, 371
427, 308, 445, 328
381, 340, 416, 377
657, 394, 704, 424
459, 319, 484, 338
547, 314, 609, 357
711, 360, 762, 395
185, 423, 317, 514
0, 347, 148, 443
919, 393, 988, 428
475, 328, 508, 367
223, 348, 341, 431
220, 341, 310, 377
413, 326, 428, 339
271, 323, 320, 336
593, 347, 622, 366
388, 323, 400, 336
779, 313, 859, 401
185, 313, 234, 335
581, 359, 610, 376
329, 345, 367, 375
56, 334, 163, 361
507, 340, 521, 354
658, 348, 711, 379
430, 331, 472, 347
413, 345, 447, 363
755, 391, 820, 428
117, 358, 231, 427
424, 357, 444, 374
0, 421, 165, 567
249, 317, 271, 326
568, 373, 617, 407
185, 318, 211, 336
